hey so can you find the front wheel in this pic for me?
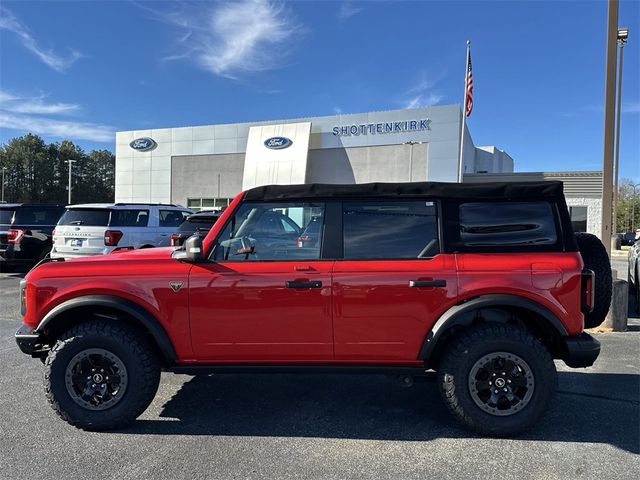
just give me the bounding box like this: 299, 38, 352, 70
438, 323, 557, 437
44, 320, 160, 431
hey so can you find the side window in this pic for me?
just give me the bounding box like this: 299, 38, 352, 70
110, 209, 149, 227
159, 209, 184, 227
569, 206, 587, 233
212, 202, 325, 261
459, 202, 557, 246
343, 201, 439, 259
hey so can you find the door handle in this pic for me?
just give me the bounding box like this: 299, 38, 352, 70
286, 281, 322, 289
409, 280, 447, 288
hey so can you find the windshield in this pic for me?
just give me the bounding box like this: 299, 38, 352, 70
58, 209, 110, 226
0, 209, 15, 225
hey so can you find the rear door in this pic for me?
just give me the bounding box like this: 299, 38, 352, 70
332, 200, 458, 362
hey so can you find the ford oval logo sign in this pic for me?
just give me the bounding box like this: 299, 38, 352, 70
264, 137, 292, 149
129, 137, 157, 152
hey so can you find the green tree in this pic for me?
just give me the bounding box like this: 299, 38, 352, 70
615, 178, 640, 233
0, 134, 115, 204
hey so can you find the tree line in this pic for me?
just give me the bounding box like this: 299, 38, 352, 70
615, 178, 640, 234
0, 134, 114, 204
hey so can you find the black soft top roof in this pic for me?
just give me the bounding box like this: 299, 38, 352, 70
244, 181, 564, 201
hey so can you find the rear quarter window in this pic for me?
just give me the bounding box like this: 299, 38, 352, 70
459, 201, 558, 247
0, 209, 15, 224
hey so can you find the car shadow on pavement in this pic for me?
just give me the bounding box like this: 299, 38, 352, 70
126, 371, 639, 453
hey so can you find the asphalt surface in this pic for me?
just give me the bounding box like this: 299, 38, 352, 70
0, 261, 638, 480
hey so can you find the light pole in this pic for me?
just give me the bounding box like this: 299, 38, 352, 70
600, 0, 619, 255
1, 167, 6, 203
612, 26, 629, 235
405, 141, 424, 182
66, 159, 76, 204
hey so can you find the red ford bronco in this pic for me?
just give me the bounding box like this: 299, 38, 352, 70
15, 181, 611, 436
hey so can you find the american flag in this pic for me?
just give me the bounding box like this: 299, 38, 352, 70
465, 49, 473, 117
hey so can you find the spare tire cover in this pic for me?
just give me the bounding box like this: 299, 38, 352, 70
575, 232, 612, 328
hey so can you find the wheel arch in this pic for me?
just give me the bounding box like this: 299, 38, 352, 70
420, 294, 569, 368
37, 295, 177, 366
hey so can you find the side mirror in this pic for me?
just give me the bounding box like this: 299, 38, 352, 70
184, 234, 204, 262
173, 234, 204, 262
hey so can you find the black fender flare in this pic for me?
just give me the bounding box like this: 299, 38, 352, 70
418, 294, 569, 363
37, 295, 177, 365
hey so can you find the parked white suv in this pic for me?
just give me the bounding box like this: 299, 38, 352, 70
50, 203, 192, 259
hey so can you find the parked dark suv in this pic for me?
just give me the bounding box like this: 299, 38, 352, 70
0, 203, 65, 271
169, 210, 222, 247
15, 182, 611, 436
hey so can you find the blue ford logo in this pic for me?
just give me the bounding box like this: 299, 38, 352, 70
129, 137, 157, 152
264, 137, 292, 149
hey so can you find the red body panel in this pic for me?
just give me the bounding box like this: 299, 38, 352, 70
188, 260, 334, 362
332, 255, 458, 362
23, 247, 195, 361
455, 252, 585, 336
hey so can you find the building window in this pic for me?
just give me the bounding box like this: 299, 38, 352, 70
569, 206, 588, 233
187, 198, 233, 212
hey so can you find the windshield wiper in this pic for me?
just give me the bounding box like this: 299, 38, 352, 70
69, 220, 84, 225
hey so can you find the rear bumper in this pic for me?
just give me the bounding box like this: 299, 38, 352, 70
561, 332, 601, 368
15, 324, 49, 357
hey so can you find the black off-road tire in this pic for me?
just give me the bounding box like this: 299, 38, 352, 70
575, 232, 612, 328
44, 320, 160, 431
438, 323, 557, 437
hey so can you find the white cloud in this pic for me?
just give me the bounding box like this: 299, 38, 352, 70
401, 70, 446, 109
403, 93, 444, 109
147, 0, 303, 79
0, 90, 113, 142
622, 101, 640, 114
0, 91, 79, 115
0, 6, 82, 72
338, 1, 363, 21
333, 106, 343, 114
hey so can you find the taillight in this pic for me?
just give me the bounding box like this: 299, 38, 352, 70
170, 234, 180, 246
581, 269, 595, 314
8, 228, 25, 244
104, 230, 123, 246
297, 235, 312, 247
52, 228, 56, 237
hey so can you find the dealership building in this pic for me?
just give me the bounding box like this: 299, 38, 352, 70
114, 104, 602, 235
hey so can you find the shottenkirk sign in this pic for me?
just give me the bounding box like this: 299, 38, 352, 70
332, 118, 431, 137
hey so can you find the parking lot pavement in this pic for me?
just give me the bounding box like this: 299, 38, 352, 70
0, 273, 638, 480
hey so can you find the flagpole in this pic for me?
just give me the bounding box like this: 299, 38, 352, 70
457, 40, 471, 183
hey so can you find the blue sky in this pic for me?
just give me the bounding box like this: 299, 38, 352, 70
0, 0, 638, 182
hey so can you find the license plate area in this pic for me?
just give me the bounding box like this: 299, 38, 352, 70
69, 239, 84, 247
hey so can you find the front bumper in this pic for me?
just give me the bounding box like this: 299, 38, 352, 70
15, 324, 49, 357
561, 332, 601, 368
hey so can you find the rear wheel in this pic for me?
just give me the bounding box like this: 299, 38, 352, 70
438, 323, 557, 437
575, 232, 612, 328
44, 320, 160, 430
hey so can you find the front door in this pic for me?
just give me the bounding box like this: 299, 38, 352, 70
189, 201, 333, 362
